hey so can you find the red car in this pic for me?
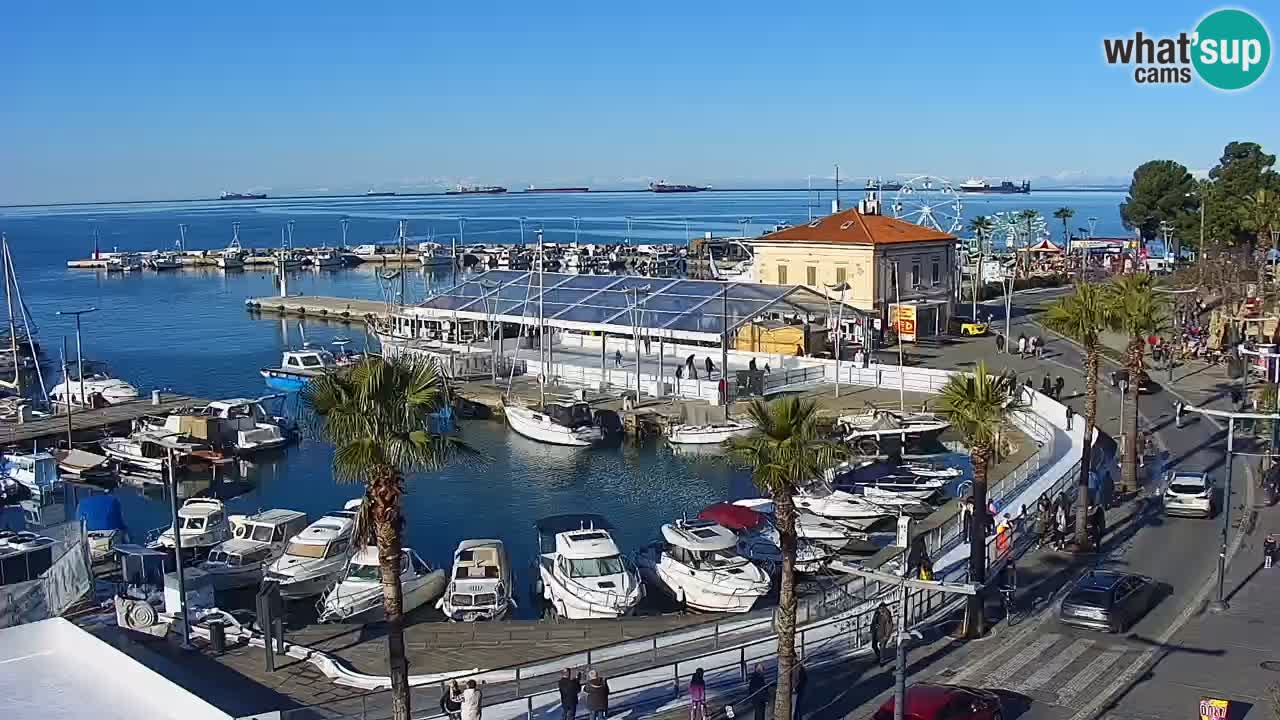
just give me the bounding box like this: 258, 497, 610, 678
872, 683, 1004, 720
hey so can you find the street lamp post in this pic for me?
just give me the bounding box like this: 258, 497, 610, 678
56, 307, 98, 408
827, 282, 849, 398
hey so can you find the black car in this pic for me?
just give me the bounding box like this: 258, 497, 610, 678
1109, 368, 1154, 393
1059, 570, 1157, 633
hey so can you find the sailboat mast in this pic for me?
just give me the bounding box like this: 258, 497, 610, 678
537, 228, 545, 409
399, 219, 408, 306
3, 236, 21, 394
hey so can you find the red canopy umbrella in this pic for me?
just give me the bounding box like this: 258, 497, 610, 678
698, 502, 763, 531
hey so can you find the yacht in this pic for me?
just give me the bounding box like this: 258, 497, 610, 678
838, 409, 951, 442
49, 361, 140, 406
697, 503, 835, 574
310, 249, 344, 269
1, 451, 62, 506
901, 462, 964, 480
260, 347, 339, 393
318, 545, 447, 624
535, 514, 644, 620
145, 252, 182, 270
503, 402, 611, 447
99, 429, 202, 473
152, 498, 232, 556
792, 486, 891, 530
150, 398, 294, 455
666, 417, 756, 445
76, 495, 127, 563
417, 242, 456, 268
437, 539, 515, 622
636, 518, 770, 613
199, 509, 309, 590
731, 498, 869, 549
263, 501, 360, 599
830, 460, 950, 500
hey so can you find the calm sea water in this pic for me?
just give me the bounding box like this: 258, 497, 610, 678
0, 190, 1120, 613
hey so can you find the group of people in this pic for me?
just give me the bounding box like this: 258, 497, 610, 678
438, 679, 485, 720
1035, 494, 1107, 551
555, 669, 612, 720
992, 331, 1047, 360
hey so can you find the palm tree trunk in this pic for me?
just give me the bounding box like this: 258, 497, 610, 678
772, 492, 798, 720
1074, 349, 1098, 548
1120, 340, 1144, 495
963, 444, 990, 638
372, 467, 410, 720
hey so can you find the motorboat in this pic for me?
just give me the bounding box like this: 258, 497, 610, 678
311, 249, 345, 269
730, 498, 868, 548
216, 238, 246, 269
901, 462, 963, 480
49, 361, 140, 406
857, 479, 946, 502
106, 254, 143, 272
437, 539, 515, 621
636, 518, 770, 613
417, 242, 456, 268
838, 409, 950, 446
698, 503, 836, 575
263, 500, 360, 599
792, 486, 891, 530
535, 514, 644, 619
152, 498, 232, 555
318, 545, 447, 624
260, 347, 339, 393
145, 252, 182, 270
503, 402, 611, 448
148, 397, 294, 455
1, 451, 62, 505
830, 459, 950, 500
666, 417, 757, 445
76, 495, 127, 563
199, 509, 309, 590
99, 430, 202, 474
54, 448, 114, 484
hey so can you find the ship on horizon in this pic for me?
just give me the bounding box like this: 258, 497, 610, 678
649, 181, 709, 193
865, 177, 903, 192
958, 178, 1031, 194
446, 184, 508, 195
524, 185, 590, 194
365, 189, 397, 197
219, 191, 268, 200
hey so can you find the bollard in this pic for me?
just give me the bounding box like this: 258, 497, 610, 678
151, 390, 161, 406
208, 619, 226, 655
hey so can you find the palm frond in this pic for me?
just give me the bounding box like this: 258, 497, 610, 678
725, 397, 848, 497
938, 361, 1025, 450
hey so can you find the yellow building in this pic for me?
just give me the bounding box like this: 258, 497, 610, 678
748, 201, 958, 337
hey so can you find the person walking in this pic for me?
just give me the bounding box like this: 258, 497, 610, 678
1064, 404, 1075, 431
747, 664, 768, 720
792, 661, 808, 720
585, 670, 609, 720
871, 603, 894, 667
1017, 333, 1027, 357
614, 349, 623, 368
674, 364, 683, 393
764, 361, 772, 374
688, 668, 707, 720
440, 680, 463, 720
749, 357, 757, 372
1040, 373, 1053, 397
1054, 499, 1068, 550
1055, 375, 1066, 400
559, 668, 582, 720
643, 335, 651, 355
960, 496, 974, 542
460, 679, 484, 720
1175, 400, 1184, 429
705, 356, 716, 378
995, 331, 1006, 353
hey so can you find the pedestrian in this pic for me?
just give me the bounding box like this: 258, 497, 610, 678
960, 496, 974, 542
717, 377, 727, 405
995, 332, 1006, 353
1054, 500, 1068, 550
643, 335, 651, 355
585, 670, 609, 720
614, 349, 623, 367
688, 668, 707, 720
1041, 373, 1052, 397
675, 363, 683, 392
792, 661, 808, 720
1064, 404, 1075, 431
764, 361, 771, 374
1055, 375, 1065, 399
1231, 386, 1243, 410
460, 679, 483, 720
440, 680, 463, 720
747, 664, 768, 720
1264, 534, 1277, 570
871, 603, 894, 666
1017, 333, 1027, 357
1024, 378, 1033, 403
705, 356, 716, 377
986, 499, 998, 536
1035, 335, 1045, 358
559, 668, 582, 720
1092, 503, 1107, 546
1175, 400, 1184, 429
749, 357, 757, 372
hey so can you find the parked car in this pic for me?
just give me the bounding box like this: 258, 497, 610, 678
1109, 368, 1154, 393
1163, 471, 1214, 518
871, 682, 1003, 720
1059, 570, 1157, 633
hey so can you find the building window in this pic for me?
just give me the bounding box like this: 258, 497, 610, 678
806, 266, 817, 286
931, 258, 940, 286
777, 265, 788, 284
836, 267, 847, 285
910, 262, 921, 288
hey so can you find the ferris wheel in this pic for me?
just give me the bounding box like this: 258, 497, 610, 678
890, 175, 964, 234
988, 210, 1050, 252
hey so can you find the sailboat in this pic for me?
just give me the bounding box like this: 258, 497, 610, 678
0, 236, 48, 405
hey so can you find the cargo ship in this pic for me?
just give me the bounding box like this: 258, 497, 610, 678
865, 178, 903, 192
365, 189, 397, 197
649, 181, 709, 193
446, 184, 508, 195
524, 185, 590, 193
219, 191, 268, 200
958, 178, 1031, 194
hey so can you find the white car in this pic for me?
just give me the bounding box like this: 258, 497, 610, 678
1164, 472, 1214, 518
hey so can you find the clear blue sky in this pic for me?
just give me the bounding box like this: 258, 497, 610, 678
2, 1, 1277, 204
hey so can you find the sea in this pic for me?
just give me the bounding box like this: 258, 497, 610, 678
0, 189, 1127, 615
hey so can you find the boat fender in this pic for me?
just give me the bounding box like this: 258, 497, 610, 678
296, 307, 306, 315
318, 308, 327, 315
275, 305, 286, 312
533, 578, 545, 598
341, 311, 350, 318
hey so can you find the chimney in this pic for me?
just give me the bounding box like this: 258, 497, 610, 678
859, 187, 882, 216
831, 198, 840, 214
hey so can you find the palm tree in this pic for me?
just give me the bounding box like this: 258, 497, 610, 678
938, 361, 1024, 638
1246, 189, 1280, 260
726, 398, 847, 720
1053, 207, 1075, 251
302, 355, 470, 720
967, 215, 996, 317
1105, 274, 1168, 496
1018, 209, 1041, 275
1043, 283, 1115, 549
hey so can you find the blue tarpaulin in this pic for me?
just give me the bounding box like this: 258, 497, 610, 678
76, 495, 125, 532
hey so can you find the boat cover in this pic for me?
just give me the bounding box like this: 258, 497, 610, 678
76, 495, 125, 532
698, 502, 763, 531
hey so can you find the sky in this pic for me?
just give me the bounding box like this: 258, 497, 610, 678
2, 1, 1278, 204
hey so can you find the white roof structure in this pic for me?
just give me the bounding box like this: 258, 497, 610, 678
0, 618, 232, 720
661, 519, 738, 551
555, 529, 622, 560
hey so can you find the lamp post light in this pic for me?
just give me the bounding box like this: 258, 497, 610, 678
56, 307, 98, 408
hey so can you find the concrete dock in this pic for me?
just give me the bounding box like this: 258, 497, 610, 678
245, 295, 392, 323
0, 393, 206, 446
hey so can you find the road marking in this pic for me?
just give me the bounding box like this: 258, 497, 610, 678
0, 651, 52, 665
980, 633, 1061, 687
1056, 648, 1126, 706
946, 610, 1055, 685
1011, 638, 1094, 693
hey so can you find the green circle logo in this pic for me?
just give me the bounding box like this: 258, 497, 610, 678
1192, 8, 1271, 90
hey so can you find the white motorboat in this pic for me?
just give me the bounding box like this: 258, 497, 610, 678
216, 234, 246, 270
666, 418, 757, 445
310, 249, 344, 268
730, 498, 867, 548
106, 254, 143, 272
1, 451, 62, 506
263, 501, 360, 599
901, 462, 963, 480
319, 545, 447, 624
149, 397, 294, 455
99, 430, 202, 474
793, 487, 891, 530
437, 539, 515, 621
50, 361, 140, 407
418, 242, 456, 268
854, 486, 936, 512
856, 478, 946, 501
697, 502, 834, 574
145, 252, 182, 270
153, 498, 232, 554
535, 514, 644, 619
504, 402, 608, 447
838, 409, 951, 441
199, 509, 310, 590
636, 518, 770, 613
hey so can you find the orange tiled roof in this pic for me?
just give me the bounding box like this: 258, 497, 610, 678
755, 208, 955, 245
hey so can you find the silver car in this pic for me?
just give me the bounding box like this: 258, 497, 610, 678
1164, 471, 1213, 518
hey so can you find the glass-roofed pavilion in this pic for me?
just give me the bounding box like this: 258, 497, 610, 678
396, 270, 863, 344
